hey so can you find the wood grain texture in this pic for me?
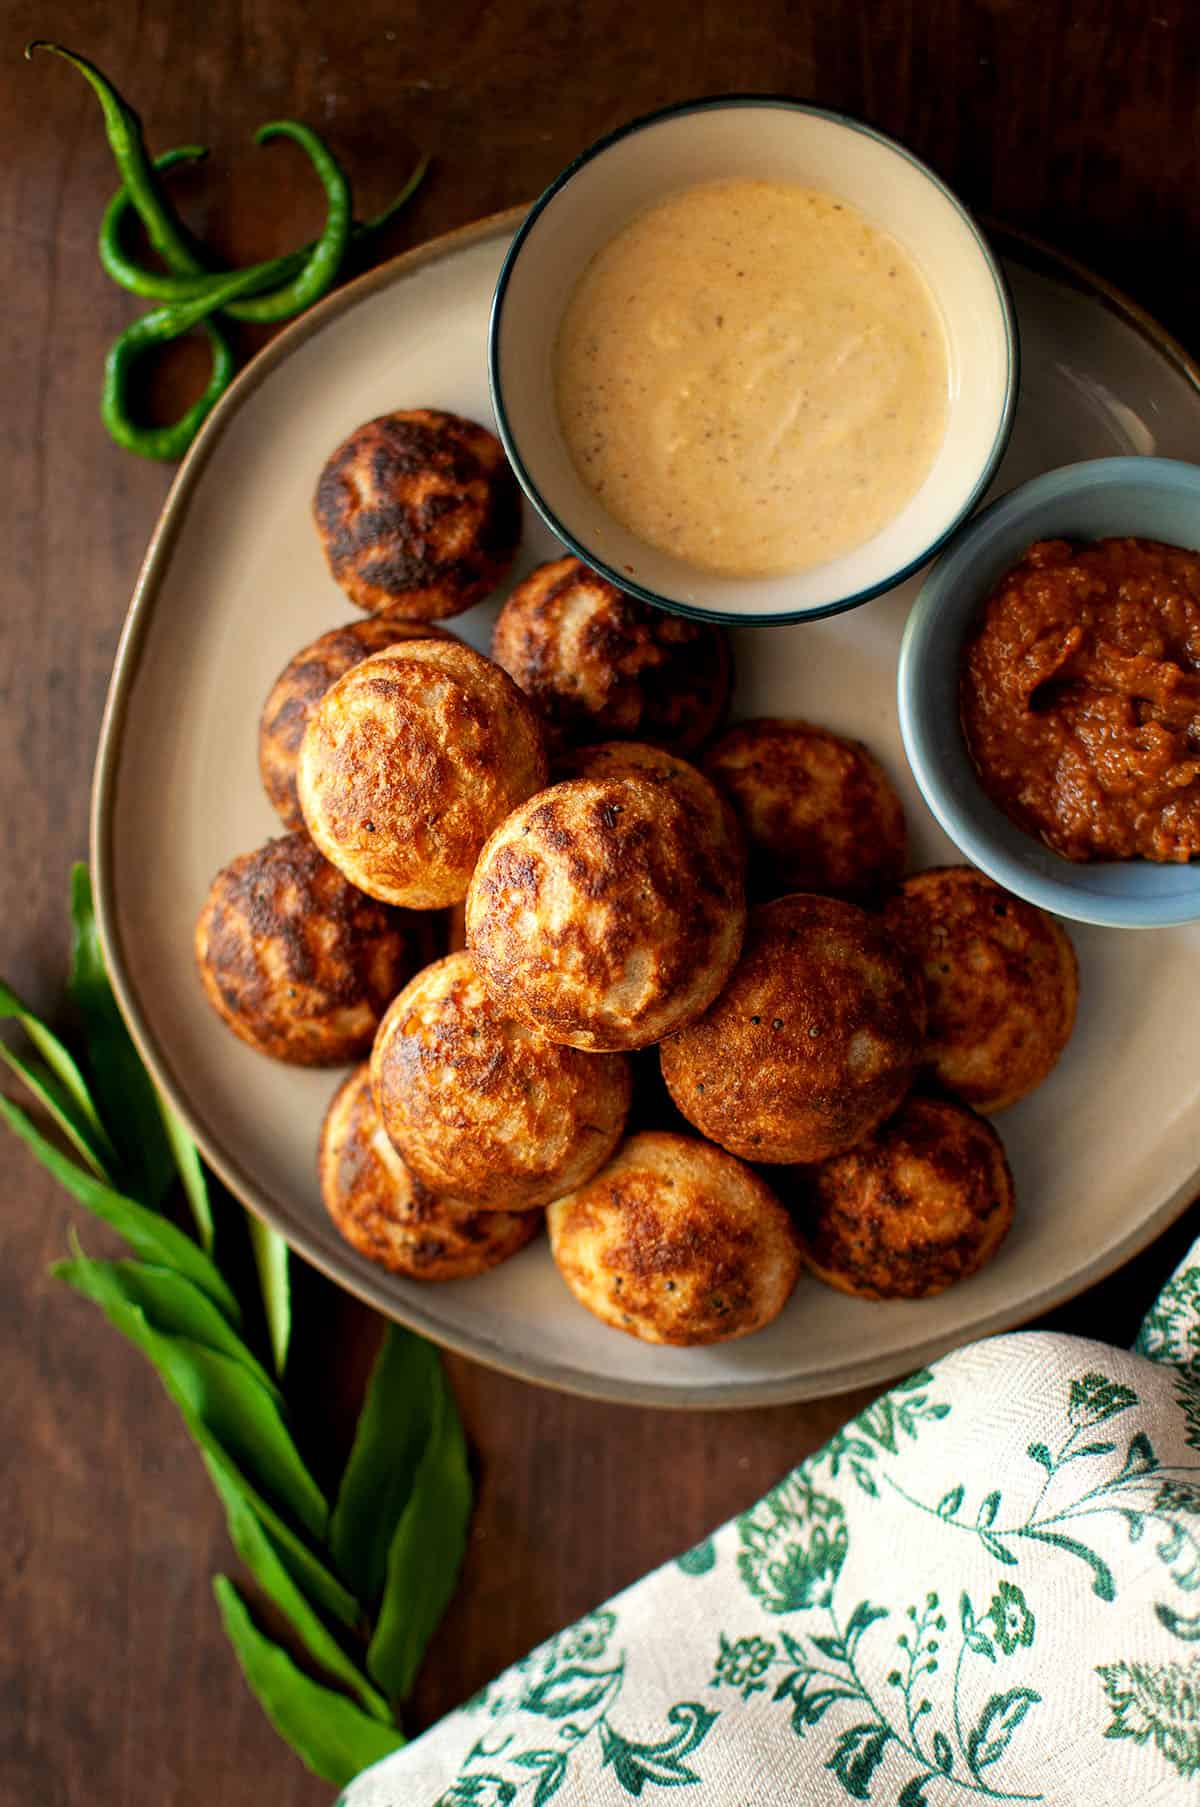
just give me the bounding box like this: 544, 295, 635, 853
2, 1, 1199, 1800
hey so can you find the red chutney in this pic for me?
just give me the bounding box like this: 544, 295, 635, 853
960, 537, 1200, 862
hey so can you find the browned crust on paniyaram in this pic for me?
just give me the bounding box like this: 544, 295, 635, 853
547, 1130, 801, 1346
660, 893, 926, 1163
797, 1095, 1015, 1300
259, 618, 453, 830
313, 409, 521, 620
466, 748, 746, 1051
492, 555, 731, 754
369, 952, 632, 1209
194, 832, 426, 1065
296, 639, 548, 909
883, 865, 1079, 1113
703, 717, 907, 903
319, 1065, 541, 1278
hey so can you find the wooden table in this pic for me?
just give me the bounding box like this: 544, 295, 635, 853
4, 3, 1200, 1800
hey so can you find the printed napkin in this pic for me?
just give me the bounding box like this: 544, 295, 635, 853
342, 1243, 1200, 1805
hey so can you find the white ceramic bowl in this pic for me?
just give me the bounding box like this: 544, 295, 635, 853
490, 95, 1018, 624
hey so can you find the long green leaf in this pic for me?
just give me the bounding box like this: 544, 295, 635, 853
155, 1096, 214, 1253
0, 975, 114, 1156
0, 1039, 110, 1177
365, 1361, 471, 1701
329, 1328, 442, 1606
214, 1578, 405, 1787
5, 1094, 238, 1318
67, 863, 174, 1205
204, 1459, 389, 1720
198, 1442, 360, 1629
54, 1256, 326, 1537
248, 1216, 290, 1377
94, 1258, 278, 1399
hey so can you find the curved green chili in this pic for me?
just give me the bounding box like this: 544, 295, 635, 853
225, 122, 350, 323
101, 260, 288, 461
27, 41, 207, 276
99, 144, 309, 306
98, 145, 211, 293
102, 151, 431, 308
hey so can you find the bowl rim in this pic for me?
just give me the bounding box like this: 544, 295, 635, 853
488, 90, 1020, 627
898, 453, 1200, 928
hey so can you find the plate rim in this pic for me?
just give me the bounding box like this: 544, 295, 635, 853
91, 204, 1200, 1410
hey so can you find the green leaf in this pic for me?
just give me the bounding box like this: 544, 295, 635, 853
247, 1216, 290, 1376
824, 1721, 891, 1800
512, 1749, 569, 1806
844, 1601, 887, 1650
976, 1491, 1001, 1528
4, 1094, 238, 1318
1018, 1527, 1115, 1600
599, 1703, 718, 1794
937, 1484, 965, 1519
365, 1359, 472, 1701
330, 1328, 442, 1605
979, 1530, 1018, 1567
897, 1779, 931, 1806
0, 975, 116, 1169
966, 1687, 1040, 1772
1026, 1441, 1053, 1472
54, 1255, 326, 1537
156, 1095, 214, 1253
523, 1663, 624, 1722
932, 1729, 954, 1774
213, 1577, 404, 1787
67, 862, 174, 1205
0, 1037, 111, 1177
86, 1258, 278, 1399
675, 1537, 716, 1576
203, 1458, 388, 1720
199, 1441, 360, 1629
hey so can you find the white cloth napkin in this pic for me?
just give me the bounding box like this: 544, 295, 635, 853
341, 1240, 1200, 1805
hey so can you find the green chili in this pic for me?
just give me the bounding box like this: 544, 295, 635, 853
225, 121, 350, 322
27, 41, 207, 276
101, 260, 287, 461
98, 145, 216, 297
32, 41, 431, 460
101, 150, 430, 310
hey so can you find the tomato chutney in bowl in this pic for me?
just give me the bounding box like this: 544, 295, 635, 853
899, 456, 1200, 928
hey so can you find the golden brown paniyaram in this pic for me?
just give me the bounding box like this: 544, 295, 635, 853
194, 832, 421, 1065
466, 746, 746, 1051
297, 639, 547, 909
703, 717, 907, 902
313, 409, 521, 620
660, 892, 926, 1162
258, 618, 452, 831
319, 1065, 541, 1279
492, 554, 731, 753
797, 1095, 1015, 1300
884, 865, 1079, 1112
547, 1130, 801, 1345
370, 952, 632, 1210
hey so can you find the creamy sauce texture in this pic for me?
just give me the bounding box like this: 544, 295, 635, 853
555, 180, 949, 577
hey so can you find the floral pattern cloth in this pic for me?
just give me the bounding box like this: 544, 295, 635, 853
342, 1238, 1200, 1805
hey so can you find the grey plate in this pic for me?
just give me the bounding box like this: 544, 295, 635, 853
93, 211, 1200, 1408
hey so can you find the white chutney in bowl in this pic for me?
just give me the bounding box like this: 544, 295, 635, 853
490, 95, 1017, 625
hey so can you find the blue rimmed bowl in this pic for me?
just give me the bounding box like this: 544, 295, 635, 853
489, 94, 1017, 626
899, 455, 1200, 929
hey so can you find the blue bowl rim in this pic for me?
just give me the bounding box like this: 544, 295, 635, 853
488, 91, 1020, 629
898, 454, 1200, 929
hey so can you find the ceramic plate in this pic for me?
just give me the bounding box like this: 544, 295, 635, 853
94, 210, 1200, 1408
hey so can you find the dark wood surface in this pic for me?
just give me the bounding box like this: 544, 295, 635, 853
4, 2, 1200, 1800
